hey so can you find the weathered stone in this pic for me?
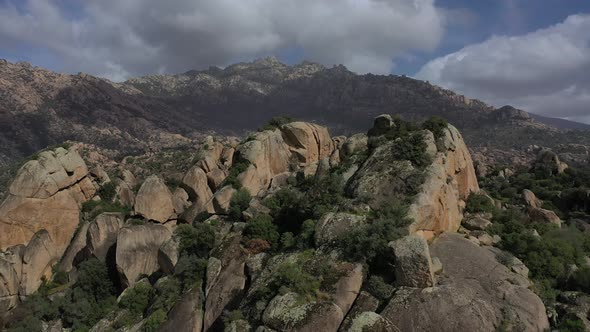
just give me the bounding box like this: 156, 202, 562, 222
381, 233, 549, 332
462, 214, 492, 231
158, 238, 179, 275
281, 122, 334, 166
90, 166, 110, 185
221, 147, 235, 168
408, 125, 479, 235
332, 263, 364, 315
390, 235, 435, 288
121, 169, 137, 188
527, 207, 562, 227
370, 114, 394, 136
115, 179, 135, 208
0, 246, 23, 313
20, 230, 58, 295
212, 186, 237, 215
339, 291, 380, 332
263, 292, 344, 332
347, 312, 398, 332
431, 257, 443, 274
182, 166, 214, 213
315, 213, 366, 247
116, 224, 172, 288
207, 168, 228, 191
522, 189, 542, 209
87, 213, 125, 260
205, 257, 222, 297
159, 286, 204, 332
342, 134, 368, 157
204, 235, 247, 331
225, 319, 251, 332
57, 221, 90, 273
134, 176, 175, 223
172, 188, 191, 215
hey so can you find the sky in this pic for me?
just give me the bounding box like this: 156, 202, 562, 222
0, 0, 589, 124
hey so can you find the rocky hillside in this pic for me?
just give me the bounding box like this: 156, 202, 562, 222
4, 116, 581, 331
1, 57, 589, 170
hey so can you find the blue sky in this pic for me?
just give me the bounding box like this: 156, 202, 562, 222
0, 0, 589, 123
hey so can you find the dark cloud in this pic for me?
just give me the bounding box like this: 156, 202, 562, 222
417, 14, 590, 124
0, 0, 445, 80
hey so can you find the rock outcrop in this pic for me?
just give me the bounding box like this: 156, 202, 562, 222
0, 147, 94, 254
134, 176, 176, 223
159, 286, 204, 332
390, 235, 435, 288
87, 213, 125, 260
381, 233, 549, 332
408, 125, 479, 236
115, 224, 172, 288
236, 122, 335, 196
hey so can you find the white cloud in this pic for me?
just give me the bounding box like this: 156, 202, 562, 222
416, 14, 590, 124
0, 0, 445, 79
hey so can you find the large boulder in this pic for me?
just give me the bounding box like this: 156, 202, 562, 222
281, 122, 334, 167
159, 286, 204, 332
203, 235, 247, 331
87, 213, 125, 260
57, 221, 90, 273
236, 130, 293, 196
236, 122, 335, 196
116, 224, 172, 288
0, 147, 93, 255
0, 245, 24, 313
20, 230, 58, 295
182, 166, 214, 213
528, 207, 562, 227
134, 176, 176, 223
381, 233, 549, 332
408, 125, 479, 235
346, 312, 398, 332
522, 189, 542, 209
212, 186, 237, 215
262, 292, 344, 332
390, 235, 435, 288
342, 134, 368, 157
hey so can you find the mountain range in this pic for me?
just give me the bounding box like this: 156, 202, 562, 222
1, 56, 589, 168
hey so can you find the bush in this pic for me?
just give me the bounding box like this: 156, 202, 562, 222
98, 182, 117, 202
365, 276, 395, 301
119, 283, 154, 316
142, 309, 167, 332
243, 215, 280, 247
558, 317, 586, 332
228, 188, 252, 221
259, 116, 295, 131
175, 223, 215, 258
174, 255, 208, 292
272, 261, 321, 298
422, 116, 448, 140
81, 200, 130, 220
465, 193, 495, 214
391, 132, 432, 168
340, 203, 410, 274
223, 159, 251, 189
148, 278, 181, 315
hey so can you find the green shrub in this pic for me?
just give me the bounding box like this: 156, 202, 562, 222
465, 193, 495, 214
558, 317, 586, 332
365, 275, 394, 301
391, 132, 432, 168
174, 255, 208, 291
119, 283, 154, 316
142, 309, 167, 332
81, 200, 130, 220
148, 278, 181, 315
175, 223, 215, 258
271, 261, 321, 298
259, 116, 295, 131
422, 116, 448, 140
243, 215, 280, 247
228, 188, 252, 221
340, 203, 410, 274
223, 159, 251, 189
98, 182, 117, 202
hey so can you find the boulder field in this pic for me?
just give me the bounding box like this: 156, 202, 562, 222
0, 117, 549, 331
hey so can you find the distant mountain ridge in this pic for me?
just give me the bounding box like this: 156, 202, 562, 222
0, 57, 588, 167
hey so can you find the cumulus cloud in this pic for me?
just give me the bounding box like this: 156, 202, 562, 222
0, 0, 445, 80
416, 14, 590, 124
